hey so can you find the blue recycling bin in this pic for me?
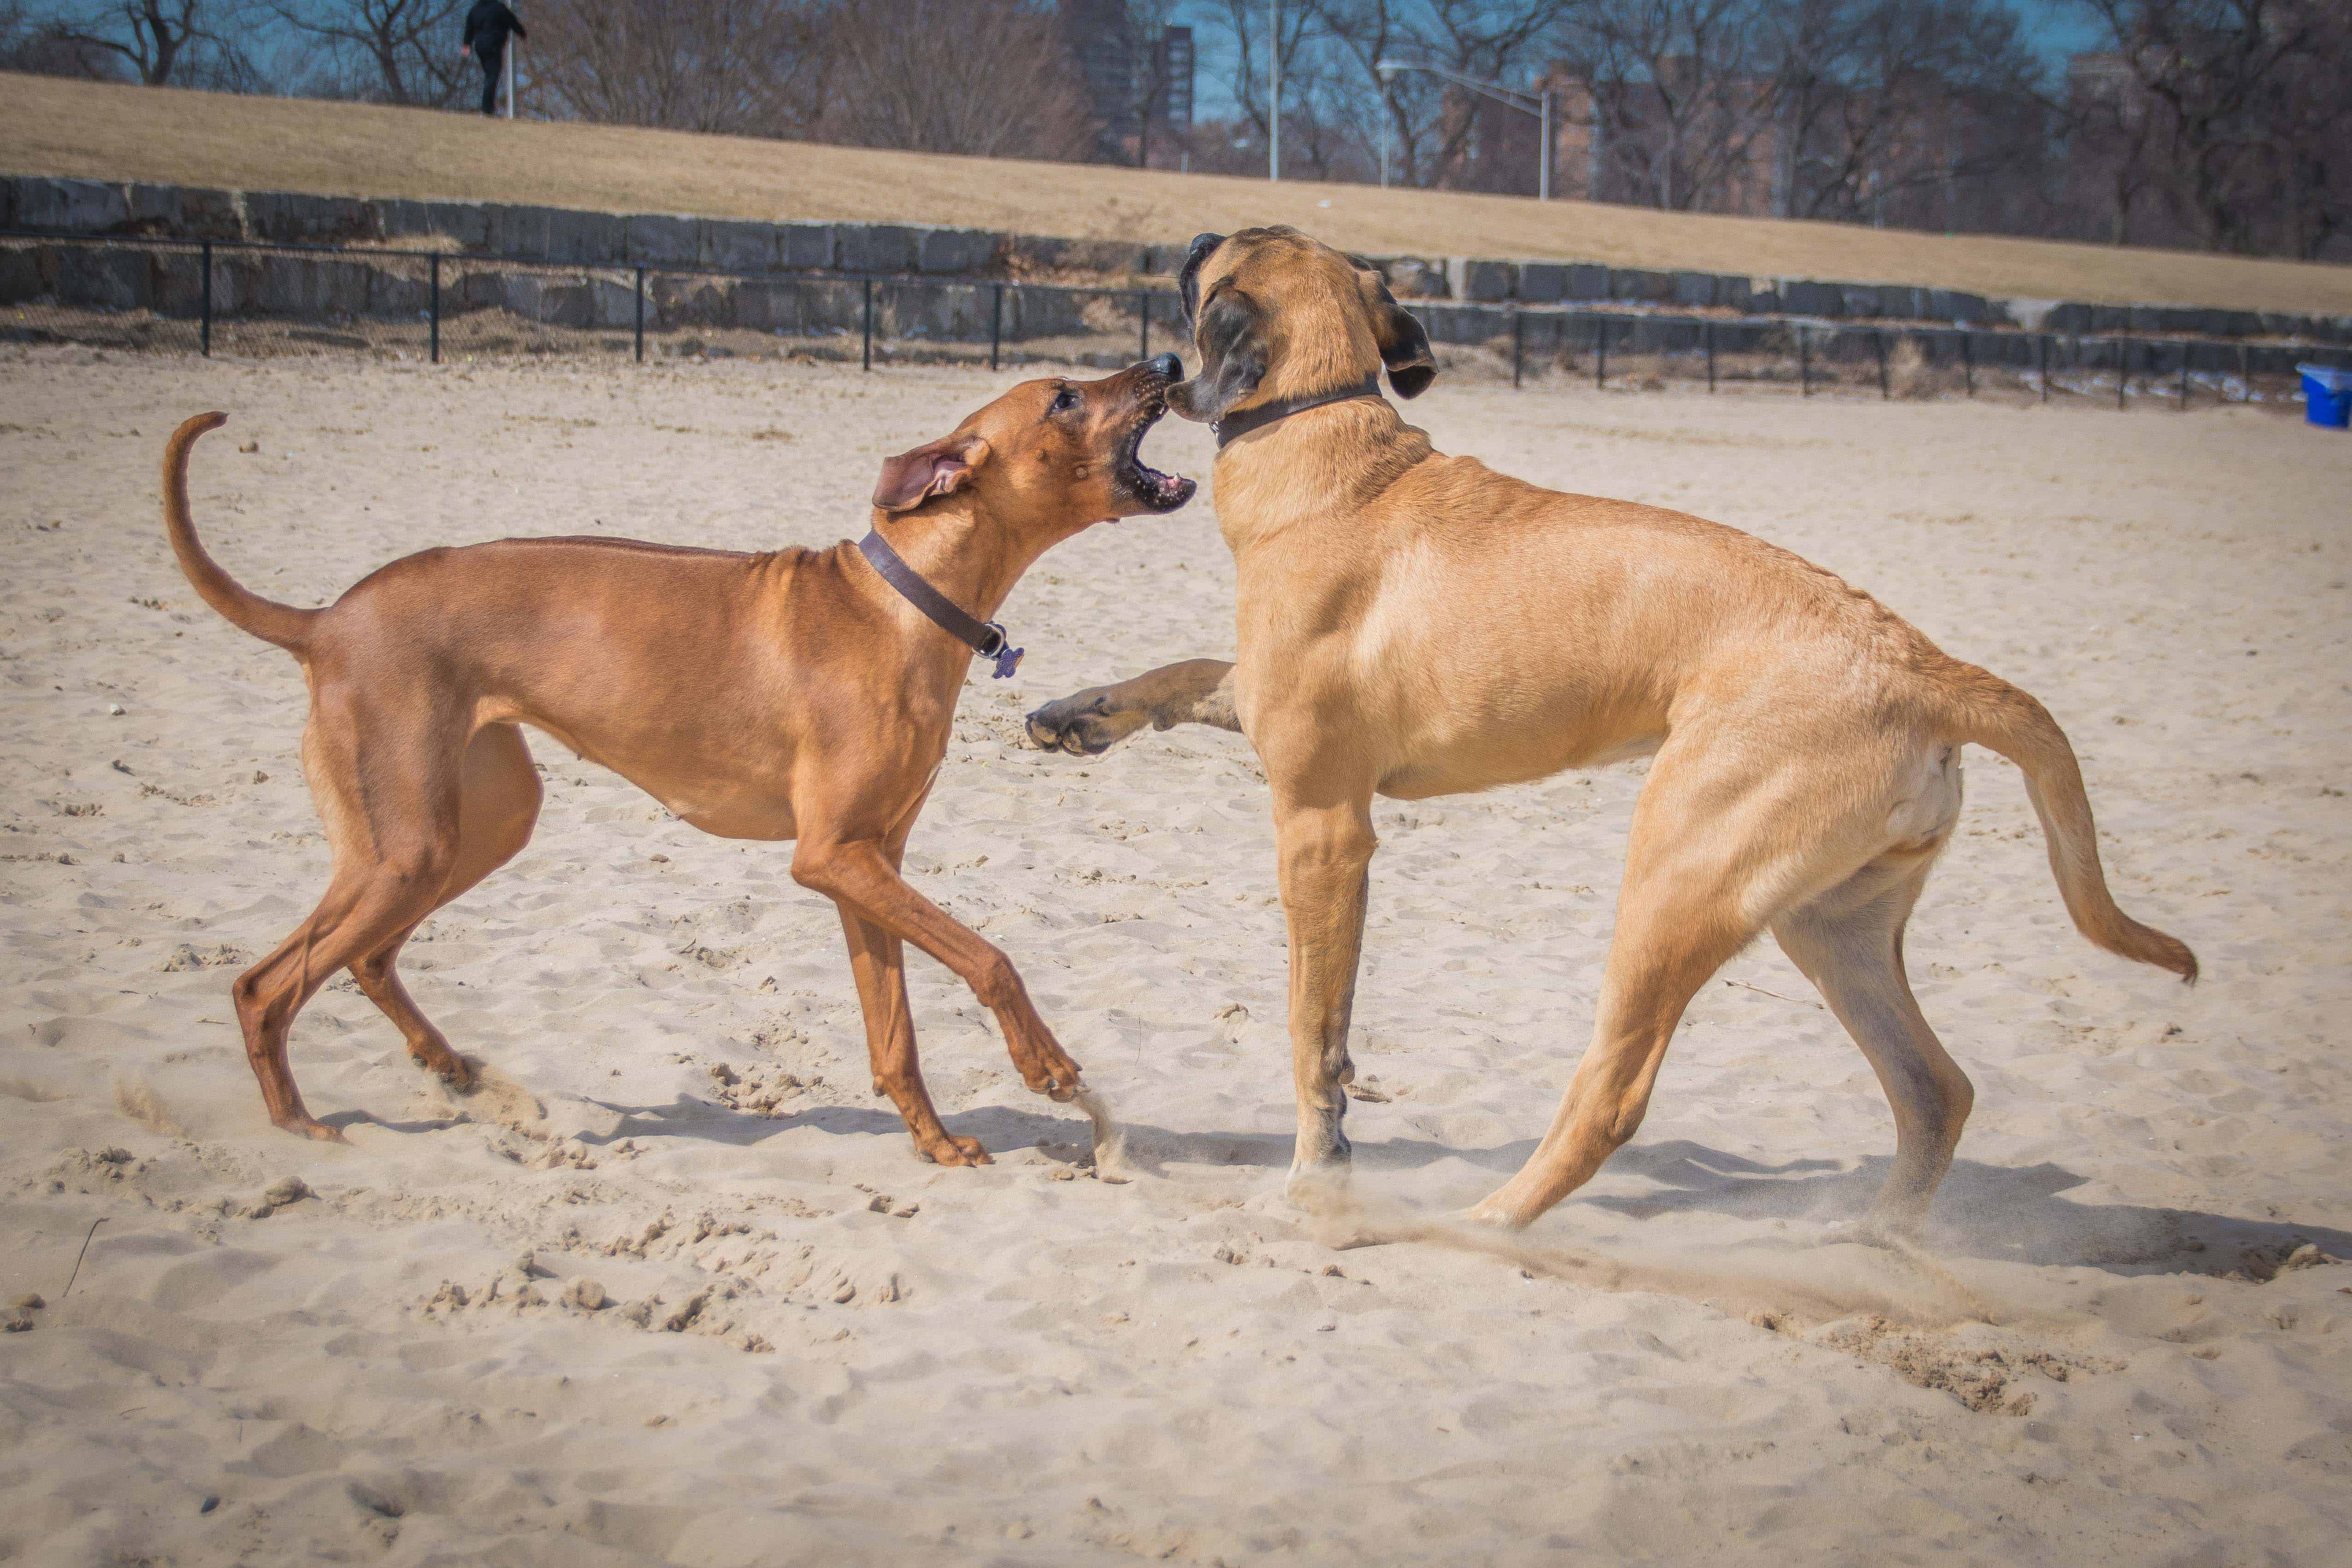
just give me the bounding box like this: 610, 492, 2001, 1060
2300, 364, 2352, 429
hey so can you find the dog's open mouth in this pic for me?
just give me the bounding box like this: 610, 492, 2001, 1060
1113, 404, 1197, 513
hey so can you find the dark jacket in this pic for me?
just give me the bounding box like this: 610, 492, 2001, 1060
463, 1, 525, 53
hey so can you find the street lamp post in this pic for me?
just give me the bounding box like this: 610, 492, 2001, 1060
1269, 1, 1281, 182
502, 2, 521, 119
1376, 59, 1552, 201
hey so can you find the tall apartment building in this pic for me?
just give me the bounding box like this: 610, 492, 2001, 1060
1060, 1, 1195, 166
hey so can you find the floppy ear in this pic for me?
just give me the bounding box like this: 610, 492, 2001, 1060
1178, 231, 1225, 327
872, 434, 990, 512
1177, 287, 1268, 422
1356, 270, 1437, 399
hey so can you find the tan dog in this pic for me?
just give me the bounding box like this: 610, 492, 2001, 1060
1027, 228, 2194, 1240
160, 358, 1195, 1160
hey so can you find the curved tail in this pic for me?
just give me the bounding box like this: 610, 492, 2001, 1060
162, 413, 316, 654
1946, 666, 2197, 983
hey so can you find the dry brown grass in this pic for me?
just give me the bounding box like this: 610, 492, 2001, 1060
5, 71, 2349, 315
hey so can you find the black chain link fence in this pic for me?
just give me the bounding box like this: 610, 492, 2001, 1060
6, 231, 2344, 411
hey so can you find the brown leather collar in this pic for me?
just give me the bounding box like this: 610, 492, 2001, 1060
1213, 374, 1385, 449
857, 529, 1023, 679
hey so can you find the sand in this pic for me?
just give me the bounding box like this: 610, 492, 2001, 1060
1, 345, 2349, 1566
8, 71, 2352, 318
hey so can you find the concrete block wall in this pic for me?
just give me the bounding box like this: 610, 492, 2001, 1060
0, 174, 1012, 280
6, 172, 2347, 345
1366, 247, 2346, 344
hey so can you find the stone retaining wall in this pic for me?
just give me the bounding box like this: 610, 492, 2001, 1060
0, 239, 1131, 349
6, 172, 2347, 345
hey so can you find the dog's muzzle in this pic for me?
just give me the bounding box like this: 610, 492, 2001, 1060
1113, 368, 1196, 513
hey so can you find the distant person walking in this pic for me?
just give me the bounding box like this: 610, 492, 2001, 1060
460, 1, 526, 118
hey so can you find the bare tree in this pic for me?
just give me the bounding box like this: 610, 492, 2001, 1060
528, 0, 829, 136
1767, 0, 2042, 225
1, 0, 118, 73
2267, 2, 2352, 259
1418, 0, 1586, 192
1232, 1, 1580, 190
822, 0, 1093, 160
1196, 0, 1326, 172
1578, 0, 1779, 211
38, 0, 252, 85
268, 0, 462, 105
1311, 0, 1442, 182
2062, 45, 2157, 243
2069, 0, 2327, 254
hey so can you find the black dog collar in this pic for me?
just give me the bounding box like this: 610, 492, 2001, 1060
1213, 374, 1386, 449
857, 529, 1023, 679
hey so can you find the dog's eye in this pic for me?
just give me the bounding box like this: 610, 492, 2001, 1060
1048, 387, 1078, 415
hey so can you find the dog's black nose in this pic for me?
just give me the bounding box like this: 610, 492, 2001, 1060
1147, 352, 1182, 382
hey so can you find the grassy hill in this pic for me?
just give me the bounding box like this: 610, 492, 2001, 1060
5, 71, 2348, 316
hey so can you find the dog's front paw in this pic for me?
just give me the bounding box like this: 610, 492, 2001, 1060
1024, 692, 1146, 756
919, 1133, 993, 1167
411, 1043, 476, 1090
274, 1113, 348, 1144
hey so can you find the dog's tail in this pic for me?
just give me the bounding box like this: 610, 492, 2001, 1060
1943, 663, 2197, 983
162, 413, 316, 654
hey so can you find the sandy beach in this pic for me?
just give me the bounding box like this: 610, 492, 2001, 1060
2, 345, 2348, 1565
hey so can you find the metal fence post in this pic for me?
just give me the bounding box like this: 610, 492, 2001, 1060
2236, 343, 2248, 402
2177, 341, 2188, 410
861, 277, 874, 371
1139, 289, 1150, 362
990, 284, 1004, 373
199, 240, 212, 357
1874, 329, 1889, 399
1511, 308, 1524, 388
1961, 330, 1973, 397
428, 253, 440, 365
1596, 317, 1607, 389
1705, 320, 1716, 392
633, 266, 645, 363
1798, 325, 1809, 396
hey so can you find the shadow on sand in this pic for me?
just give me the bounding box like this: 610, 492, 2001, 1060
1585, 1138, 2352, 1278
567, 1098, 2343, 1280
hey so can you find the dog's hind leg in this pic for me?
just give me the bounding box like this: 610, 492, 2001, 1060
349, 724, 543, 1090
1465, 887, 1755, 1229
1773, 850, 1970, 1244
1025, 658, 1237, 756
236, 861, 458, 1139
1466, 734, 1868, 1230
233, 686, 467, 1140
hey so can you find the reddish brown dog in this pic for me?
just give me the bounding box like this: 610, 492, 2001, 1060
159, 360, 1194, 1161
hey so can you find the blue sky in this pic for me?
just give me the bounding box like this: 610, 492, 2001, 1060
2011, 0, 2106, 61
